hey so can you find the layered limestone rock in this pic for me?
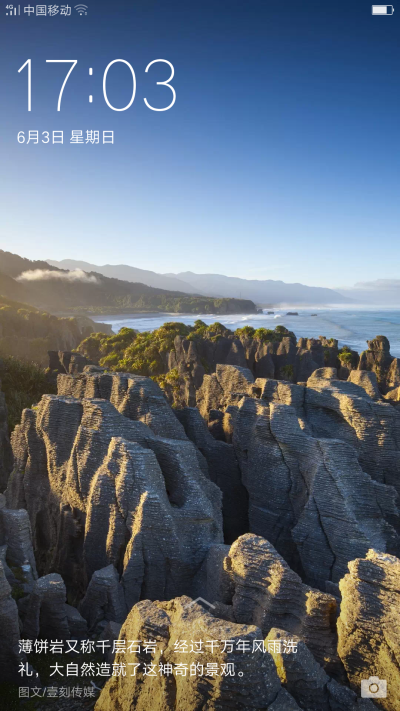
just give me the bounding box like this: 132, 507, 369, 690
205, 534, 340, 676
79, 564, 126, 632
304, 369, 400, 500
0, 560, 30, 684
232, 392, 399, 589
337, 549, 400, 711
0, 379, 13, 492
57, 369, 188, 441
166, 332, 349, 408
196, 364, 256, 423
95, 595, 301, 711
359, 336, 400, 394
176, 406, 248, 543
48, 349, 94, 376
0, 498, 37, 600
22, 573, 72, 640
347, 369, 382, 400
266, 628, 376, 711
178, 363, 400, 591
7, 393, 223, 606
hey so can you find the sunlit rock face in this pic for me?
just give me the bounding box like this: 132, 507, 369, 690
337, 549, 400, 711
233, 388, 400, 590
95, 595, 301, 711
57, 369, 189, 440
7, 392, 223, 605
191, 364, 400, 591
3, 361, 400, 707
203, 533, 340, 677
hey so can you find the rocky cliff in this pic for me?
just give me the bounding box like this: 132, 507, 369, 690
1, 354, 400, 708
7, 387, 222, 605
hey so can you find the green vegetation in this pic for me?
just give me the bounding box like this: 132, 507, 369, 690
281, 364, 294, 380
78, 322, 204, 377
76, 322, 299, 401
234, 325, 295, 342
338, 345, 357, 368
0, 355, 56, 432
0, 295, 94, 366
68, 296, 257, 316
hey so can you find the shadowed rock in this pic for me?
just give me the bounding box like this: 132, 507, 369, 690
0, 561, 29, 683
337, 549, 400, 711
232, 394, 399, 589
176, 406, 248, 543
266, 628, 376, 711
348, 370, 382, 401
22, 573, 70, 640
7, 393, 223, 605
0, 381, 13, 492
79, 564, 126, 632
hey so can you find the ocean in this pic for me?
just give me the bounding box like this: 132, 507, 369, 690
92, 307, 400, 358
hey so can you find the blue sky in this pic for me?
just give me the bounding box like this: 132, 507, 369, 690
0, 0, 399, 288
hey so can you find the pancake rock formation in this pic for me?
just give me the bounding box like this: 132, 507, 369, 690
95, 595, 301, 711
337, 549, 400, 711
6, 384, 223, 609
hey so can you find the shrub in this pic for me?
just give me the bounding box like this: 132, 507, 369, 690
235, 326, 256, 339
0, 355, 56, 432
281, 364, 294, 380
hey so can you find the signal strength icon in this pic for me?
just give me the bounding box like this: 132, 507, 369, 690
74, 4, 88, 14
6, 4, 21, 14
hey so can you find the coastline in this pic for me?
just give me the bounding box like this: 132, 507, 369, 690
88, 307, 400, 358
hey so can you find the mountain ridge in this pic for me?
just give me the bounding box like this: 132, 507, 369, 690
48, 258, 352, 306
0, 251, 256, 315
47, 258, 199, 294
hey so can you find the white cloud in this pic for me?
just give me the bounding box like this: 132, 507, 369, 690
17, 268, 98, 284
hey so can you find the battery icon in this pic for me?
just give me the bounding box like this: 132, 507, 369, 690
372, 5, 394, 13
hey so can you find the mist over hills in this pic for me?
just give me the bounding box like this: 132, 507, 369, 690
166, 271, 351, 305
337, 280, 400, 306
0, 251, 255, 315
49, 258, 351, 306
47, 258, 199, 295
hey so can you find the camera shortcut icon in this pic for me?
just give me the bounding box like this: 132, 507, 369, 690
361, 676, 387, 699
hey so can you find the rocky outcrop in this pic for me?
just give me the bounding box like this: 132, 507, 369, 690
57, 368, 188, 441
95, 595, 301, 711
196, 364, 257, 422
165, 332, 359, 409
0, 381, 13, 492
21, 573, 71, 640
232, 387, 399, 590
0, 561, 29, 684
204, 534, 340, 676
79, 564, 126, 632
266, 628, 376, 711
347, 369, 382, 400
48, 349, 94, 375
304, 369, 400, 500
7, 392, 223, 606
191, 364, 400, 590
176, 406, 248, 543
337, 549, 400, 711
359, 336, 400, 395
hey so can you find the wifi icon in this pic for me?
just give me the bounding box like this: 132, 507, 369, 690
74, 4, 88, 14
